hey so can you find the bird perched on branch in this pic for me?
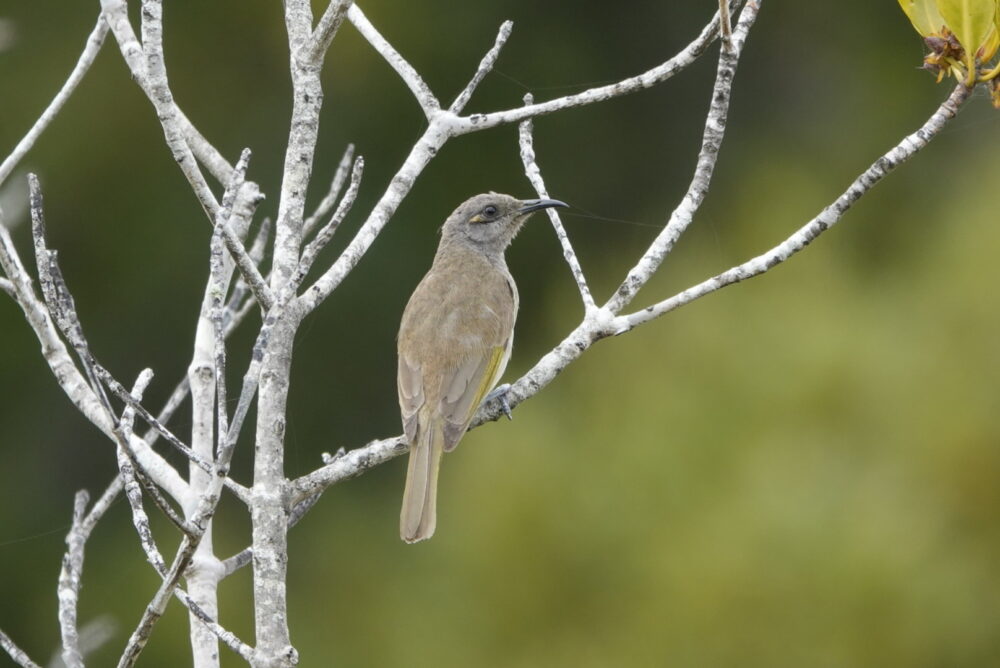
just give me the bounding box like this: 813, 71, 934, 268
397, 192, 567, 543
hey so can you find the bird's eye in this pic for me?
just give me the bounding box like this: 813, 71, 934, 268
483, 205, 498, 218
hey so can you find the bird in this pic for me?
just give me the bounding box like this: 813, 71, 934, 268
396, 192, 567, 543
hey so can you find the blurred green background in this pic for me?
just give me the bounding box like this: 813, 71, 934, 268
2, 1, 999, 666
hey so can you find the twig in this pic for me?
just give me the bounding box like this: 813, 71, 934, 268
518, 97, 594, 312
719, 0, 733, 49
620, 83, 973, 330
303, 145, 354, 239
116, 370, 173, 575
295, 156, 364, 294
94, 364, 251, 505
302, 0, 353, 64
57, 490, 90, 668
30, 177, 206, 531
346, 4, 440, 118
448, 20, 514, 114
2, 189, 188, 504
216, 149, 272, 311
0, 628, 40, 668
0, 16, 107, 186
221, 489, 325, 576
101, 0, 220, 221
173, 591, 255, 663
605, 0, 757, 314
451, 1, 739, 134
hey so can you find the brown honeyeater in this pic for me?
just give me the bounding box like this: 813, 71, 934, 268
396, 193, 567, 543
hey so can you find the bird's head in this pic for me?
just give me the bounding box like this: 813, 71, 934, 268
440, 192, 567, 255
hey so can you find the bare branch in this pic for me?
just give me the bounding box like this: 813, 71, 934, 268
303, 145, 354, 239
719, 0, 733, 48
116, 370, 173, 576
450, 2, 737, 135
216, 149, 272, 311
94, 364, 251, 505
297, 122, 450, 312
605, 0, 758, 314
100, 0, 220, 221
57, 490, 90, 668
302, 0, 353, 64
0, 628, 40, 668
448, 20, 514, 114
621, 83, 973, 331
0, 16, 107, 186
346, 4, 440, 118
1, 186, 189, 505
173, 591, 255, 663
295, 156, 364, 295
518, 97, 594, 312
221, 489, 324, 577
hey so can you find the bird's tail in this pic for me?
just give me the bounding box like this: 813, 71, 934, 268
400, 418, 444, 543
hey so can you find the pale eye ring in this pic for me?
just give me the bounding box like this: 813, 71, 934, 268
483, 205, 498, 218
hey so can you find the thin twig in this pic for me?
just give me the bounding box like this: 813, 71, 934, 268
346, 4, 440, 118
448, 20, 514, 114
221, 489, 324, 576
620, 83, 973, 330
1, 196, 189, 503
94, 364, 251, 504
605, 0, 758, 314
57, 490, 90, 668
173, 591, 256, 663
451, 1, 739, 134
116, 370, 173, 575
303, 145, 354, 239
216, 149, 273, 311
302, 0, 353, 64
0, 16, 107, 186
295, 156, 364, 294
719, 0, 733, 49
0, 628, 41, 668
518, 96, 594, 312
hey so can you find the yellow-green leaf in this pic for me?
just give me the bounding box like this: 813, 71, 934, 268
936, 0, 995, 57
899, 0, 947, 35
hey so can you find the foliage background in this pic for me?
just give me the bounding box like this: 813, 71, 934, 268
1, 1, 998, 666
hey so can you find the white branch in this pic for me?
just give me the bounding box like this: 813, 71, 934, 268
303, 0, 353, 64
303, 144, 355, 239
57, 491, 90, 668
621, 83, 973, 330
518, 97, 595, 312
346, 4, 440, 118
0, 208, 189, 504
604, 0, 758, 314
448, 20, 514, 113
450, 2, 734, 135
0, 16, 107, 187
296, 156, 364, 296
0, 628, 40, 668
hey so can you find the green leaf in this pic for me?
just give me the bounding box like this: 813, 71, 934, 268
899, 0, 947, 35
936, 0, 996, 56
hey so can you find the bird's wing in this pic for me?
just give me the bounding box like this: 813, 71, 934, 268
439, 342, 509, 451
397, 354, 425, 443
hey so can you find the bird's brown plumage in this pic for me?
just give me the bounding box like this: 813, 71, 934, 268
397, 192, 566, 543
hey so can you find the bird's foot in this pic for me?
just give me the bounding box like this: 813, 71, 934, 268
484, 384, 513, 420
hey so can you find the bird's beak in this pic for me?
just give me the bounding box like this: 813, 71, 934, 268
517, 198, 568, 215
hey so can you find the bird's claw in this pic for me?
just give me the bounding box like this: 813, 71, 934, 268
485, 383, 513, 420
